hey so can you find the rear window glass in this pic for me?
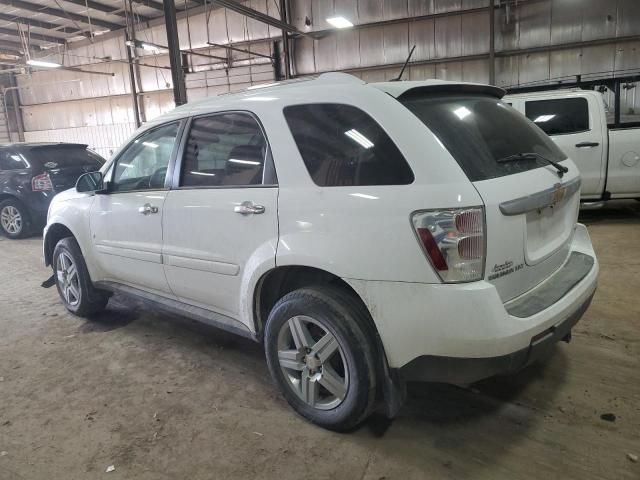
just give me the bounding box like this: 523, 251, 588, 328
525, 98, 589, 135
283, 103, 414, 186
28, 146, 105, 169
399, 93, 567, 182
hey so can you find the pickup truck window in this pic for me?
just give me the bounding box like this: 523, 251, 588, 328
283, 103, 414, 187
525, 98, 589, 135
399, 93, 567, 182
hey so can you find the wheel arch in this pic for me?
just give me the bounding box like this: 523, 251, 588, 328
253, 265, 405, 417
253, 265, 375, 337
0, 193, 19, 203
43, 223, 75, 267
0, 191, 27, 204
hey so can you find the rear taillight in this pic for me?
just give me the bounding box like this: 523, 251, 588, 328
411, 207, 485, 282
32, 173, 53, 192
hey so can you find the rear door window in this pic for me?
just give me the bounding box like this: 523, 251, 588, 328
524, 98, 589, 135
399, 93, 567, 182
283, 103, 414, 186
180, 112, 272, 187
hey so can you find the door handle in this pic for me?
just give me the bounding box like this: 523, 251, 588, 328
234, 201, 265, 215
138, 203, 159, 215
575, 141, 600, 148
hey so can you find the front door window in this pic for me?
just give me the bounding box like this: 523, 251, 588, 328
111, 122, 180, 192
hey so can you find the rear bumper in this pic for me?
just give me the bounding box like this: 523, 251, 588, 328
345, 223, 598, 383
400, 292, 593, 384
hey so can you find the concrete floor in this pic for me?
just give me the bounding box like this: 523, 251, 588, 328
0, 202, 639, 480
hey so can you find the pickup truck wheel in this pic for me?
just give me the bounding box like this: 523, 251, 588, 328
0, 199, 31, 239
264, 286, 377, 431
53, 237, 109, 317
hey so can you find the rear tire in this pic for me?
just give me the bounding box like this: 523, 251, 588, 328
0, 198, 31, 239
53, 237, 110, 317
264, 286, 378, 431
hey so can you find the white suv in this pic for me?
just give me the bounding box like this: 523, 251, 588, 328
43, 73, 598, 431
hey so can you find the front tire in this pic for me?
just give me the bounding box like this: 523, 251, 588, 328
53, 237, 110, 317
264, 286, 378, 431
0, 198, 31, 239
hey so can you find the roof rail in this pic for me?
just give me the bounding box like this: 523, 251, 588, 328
314, 72, 364, 85
219, 72, 364, 97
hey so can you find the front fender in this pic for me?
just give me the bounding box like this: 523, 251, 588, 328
43, 217, 84, 266
44, 194, 100, 280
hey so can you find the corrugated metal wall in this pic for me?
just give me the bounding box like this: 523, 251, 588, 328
14, 0, 640, 156
17, 2, 278, 158
291, 0, 639, 84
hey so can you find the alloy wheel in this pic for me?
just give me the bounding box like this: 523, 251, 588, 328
277, 315, 349, 410
56, 252, 81, 307
0, 206, 22, 235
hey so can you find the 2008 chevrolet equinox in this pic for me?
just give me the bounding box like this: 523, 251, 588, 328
43, 73, 598, 431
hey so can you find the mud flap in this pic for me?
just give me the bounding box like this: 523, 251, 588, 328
375, 333, 407, 418
41, 274, 55, 288
380, 367, 407, 418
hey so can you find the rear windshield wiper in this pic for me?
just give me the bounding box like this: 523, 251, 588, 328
496, 153, 569, 177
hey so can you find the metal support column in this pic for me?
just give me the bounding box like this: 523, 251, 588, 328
2, 77, 26, 142
9, 88, 24, 141
163, 0, 188, 106
614, 79, 621, 128
489, 0, 495, 85
128, 0, 146, 124
279, 0, 291, 79
125, 31, 141, 128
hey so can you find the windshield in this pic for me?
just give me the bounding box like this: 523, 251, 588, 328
398, 92, 567, 182
28, 145, 105, 170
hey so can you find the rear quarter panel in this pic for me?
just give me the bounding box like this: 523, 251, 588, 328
251, 84, 483, 282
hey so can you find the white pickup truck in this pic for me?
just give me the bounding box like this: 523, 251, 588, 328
505, 88, 640, 201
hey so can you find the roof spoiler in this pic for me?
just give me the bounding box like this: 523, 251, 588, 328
398, 84, 506, 100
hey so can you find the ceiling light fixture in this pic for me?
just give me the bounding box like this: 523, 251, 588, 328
26, 59, 61, 68
326, 16, 354, 28
140, 42, 167, 53
126, 40, 168, 53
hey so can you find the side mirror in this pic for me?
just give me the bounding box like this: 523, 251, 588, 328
76, 171, 104, 193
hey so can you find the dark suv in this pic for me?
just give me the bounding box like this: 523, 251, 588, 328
0, 143, 105, 238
